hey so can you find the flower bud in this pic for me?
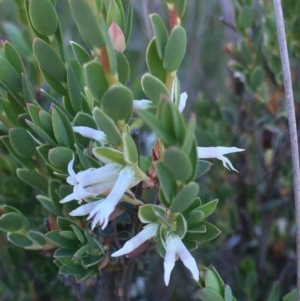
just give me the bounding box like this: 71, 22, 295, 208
108, 21, 126, 52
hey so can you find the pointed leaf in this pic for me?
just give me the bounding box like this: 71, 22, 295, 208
163, 26, 187, 72
29, 0, 58, 36
141, 73, 169, 106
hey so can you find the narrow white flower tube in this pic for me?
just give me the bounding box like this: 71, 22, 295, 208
164, 235, 178, 286
178, 92, 187, 113
197, 146, 244, 172
70, 166, 136, 230
176, 240, 199, 282
133, 99, 153, 110
111, 223, 158, 257
163, 234, 199, 286
73, 126, 107, 144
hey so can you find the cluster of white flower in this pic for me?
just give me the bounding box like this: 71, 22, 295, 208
62, 92, 243, 285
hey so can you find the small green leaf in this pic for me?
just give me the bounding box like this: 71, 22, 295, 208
59, 264, 86, 275
40, 66, 68, 95
93, 147, 126, 165
7, 233, 33, 248
197, 222, 221, 242
0, 213, 24, 232
0, 57, 22, 93
59, 230, 78, 241
9, 128, 36, 159
26, 120, 57, 146
150, 14, 168, 60
29, 0, 58, 36
146, 38, 166, 82
152, 206, 172, 227
163, 26, 187, 72
3, 41, 25, 74
170, 182, 199, 213
197, 160, 213, 178
81, 254, 103, 268
73, 245, 90, 259
237, 6, 253, 33
283, 289, 297, 301
70, 225, 86, 244
141, 73, 169, 106
37, 195, 63, 216
186, 210, 204, 228
175, 213, 187, 238
163, 147, 193, 182
122, 133, 138, 164
198, 287, 224, 301
198, 199, 218, 219
70, 41, 91, 65
101, 84, 133, 123
138, 204, 165, 224
117, 52, 130, 84
93, 107, 122, 146
156, 161, 176, 204
107, 0, 123, 28
52, 106, 75, 148
68, 0, 105, 48
27, 230, 47, 246
67, 64, 83, 112
48, 147, 73, 172
204, 268, 223, 295
224, 285, 233, 301
46, 230, 80, 248
17, 169, 48, 192
54, 247, 78, 258
22, 73, 36, 104
84, 61, 108, 103
33, 38, 66, 82
250, 66, 264, 91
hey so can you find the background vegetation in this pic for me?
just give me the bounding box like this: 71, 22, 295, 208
0, 0, 299, 300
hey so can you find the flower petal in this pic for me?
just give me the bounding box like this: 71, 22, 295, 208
73, 126, 107, 144
164, 234, 178, 286
133, 99, 153, 110
69, 200, 103, 216
177, 240, 199, 282
178, 92, 187, 112
111, 224, 158, 257
80, 163, 120, 187
197, 146, 244, 172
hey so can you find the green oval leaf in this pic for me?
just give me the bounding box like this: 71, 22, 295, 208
150, 14, 168, 60
122, 133, 138, 164
0, 57, 22, 93
0, 213, 24, 232
9, 127, 36, 159
170, 182, 199, 213
33, 38, 66, 82
141, 73, 169, 106
163, 147, 193, 182
8, 233, 33, 248
163, 26, 187, 72
48, 147, 73, 172
101, 84, 133, 123
29, 0, 58, 36
93, 107, 122, 147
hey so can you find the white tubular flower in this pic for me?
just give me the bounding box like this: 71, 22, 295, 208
178, 92, 187, 113
60, 158, 122, 203
111, 223, 159, 257
73, 126, 107, 145
164, 234, 199, 286
133, 99, 153, 110
197, 146, 244, 172
70, 165, 136, 229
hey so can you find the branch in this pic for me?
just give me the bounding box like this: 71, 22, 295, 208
272, 0, 300, 299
